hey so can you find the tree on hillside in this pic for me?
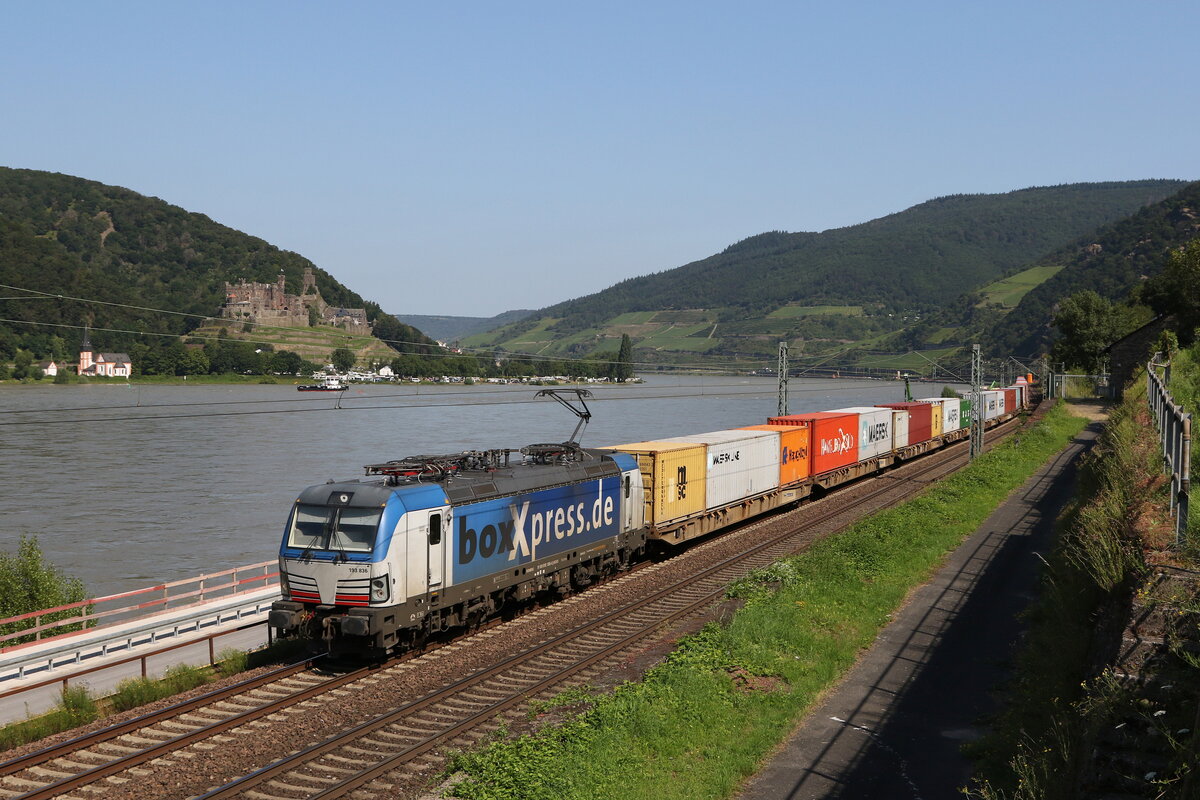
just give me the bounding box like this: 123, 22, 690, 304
613, 334, 634, 382
1142, 239, 1200, 345
308, 305, 320, 327
1051, 291, 1120, 373
331, 348, 356, 372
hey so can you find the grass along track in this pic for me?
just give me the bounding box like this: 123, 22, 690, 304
192, 419, 1023, 800
0, 415, 1030, 800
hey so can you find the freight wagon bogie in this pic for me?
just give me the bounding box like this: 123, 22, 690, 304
271, 385, 1038, 659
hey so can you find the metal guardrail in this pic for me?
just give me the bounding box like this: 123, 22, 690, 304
1148, 358, 1192, 544
0, 561, 278, 652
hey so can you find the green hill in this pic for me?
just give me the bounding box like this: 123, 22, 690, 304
0, 167, 438, 368
984, 180, 1200, 358
468, 181, 1185, 364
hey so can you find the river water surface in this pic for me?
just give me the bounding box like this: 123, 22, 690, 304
1, 376, 964, 596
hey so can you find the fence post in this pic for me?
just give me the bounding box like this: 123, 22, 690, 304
1180, 414, 1192, 546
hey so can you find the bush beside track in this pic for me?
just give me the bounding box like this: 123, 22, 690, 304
443, 402, 1087, 800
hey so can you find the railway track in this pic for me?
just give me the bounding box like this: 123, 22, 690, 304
0, 416, 1026, 800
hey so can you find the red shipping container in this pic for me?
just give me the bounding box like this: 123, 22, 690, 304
876, 402, 933, 446
766, 411, 859, 475
1003, 388, 1017, 415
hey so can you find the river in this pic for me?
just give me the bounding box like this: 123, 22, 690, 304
1, 376, 964, 597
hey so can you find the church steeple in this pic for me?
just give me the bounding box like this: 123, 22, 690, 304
78, 324, 95, 374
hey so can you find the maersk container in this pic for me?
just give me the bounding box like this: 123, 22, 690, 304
600, 441, 706, 526
917, 397, 961, 433
828, 407, 893, 462
658, 429, 780, 510
973, 390, 1003, 420
767, 411, 860, 475
878, 401, 932, 446
740, 424, 811, 486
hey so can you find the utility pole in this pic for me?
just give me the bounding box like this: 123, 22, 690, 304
970, 344, 984, 460
777, 342, 789, 417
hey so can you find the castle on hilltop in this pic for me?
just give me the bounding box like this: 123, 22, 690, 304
221, 267, 370, 330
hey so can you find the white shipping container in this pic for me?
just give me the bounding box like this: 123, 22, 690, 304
658, 429, 780, 510
828, 407, 894, 461
916, 397, 961, 432
972, 391, 1004, 420
890, 409, 909, 449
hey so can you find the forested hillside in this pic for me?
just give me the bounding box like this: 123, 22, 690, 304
0, 168, 436, 366
540, 181, 1182, 329
393, 309, 534, 343
469, 181, 1184, 365
985, 180, 1200, 357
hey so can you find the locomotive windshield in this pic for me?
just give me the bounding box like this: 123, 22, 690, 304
287, 504, 381, 553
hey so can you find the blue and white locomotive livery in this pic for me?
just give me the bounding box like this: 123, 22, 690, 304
269, 445, 645, 655
269, 385, 1034, 656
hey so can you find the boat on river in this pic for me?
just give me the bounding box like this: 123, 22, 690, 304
297, 376, 348, 392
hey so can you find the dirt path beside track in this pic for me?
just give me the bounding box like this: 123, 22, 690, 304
735, 416, 1102, 800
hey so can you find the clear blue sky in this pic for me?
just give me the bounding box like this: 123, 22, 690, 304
2, 1, 1196, 317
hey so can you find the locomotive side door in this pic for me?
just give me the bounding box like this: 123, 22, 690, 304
426, 511, 445, 589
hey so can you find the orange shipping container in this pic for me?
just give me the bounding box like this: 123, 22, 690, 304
766, 411, 859, 475
598, 441, 706, 526
740, 424, 811, 485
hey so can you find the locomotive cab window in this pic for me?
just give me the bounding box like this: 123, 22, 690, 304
287, 504, 380, 553
429, 513, 442, 545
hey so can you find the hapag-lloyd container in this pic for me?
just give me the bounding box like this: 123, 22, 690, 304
740, 424, 811, 486
767, 411, 859, 475
658, 429, 780, 510
878, 401, 932, 446
829, 407, 893, 462
599, 441, 706, 525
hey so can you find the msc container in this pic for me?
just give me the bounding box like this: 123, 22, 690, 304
828, 407, 894, 462
740, 424, 811, 486
658, 429, 780, 510
878, 401, 932, 445
767, 411, 860, 475
600, 441, 706, 526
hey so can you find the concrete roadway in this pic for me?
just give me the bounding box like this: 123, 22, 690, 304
736, 419, 1102, 800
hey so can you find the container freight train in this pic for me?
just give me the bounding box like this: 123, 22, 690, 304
269, 387, 1031, 655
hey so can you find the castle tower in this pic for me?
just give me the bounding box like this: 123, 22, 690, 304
302, 267, 316, 294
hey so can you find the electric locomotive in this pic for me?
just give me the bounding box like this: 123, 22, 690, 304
268, 442, 645, 656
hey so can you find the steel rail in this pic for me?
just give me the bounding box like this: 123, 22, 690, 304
197, 414, 1025, 799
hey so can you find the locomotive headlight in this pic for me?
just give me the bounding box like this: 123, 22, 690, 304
370, 575, 390, 603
